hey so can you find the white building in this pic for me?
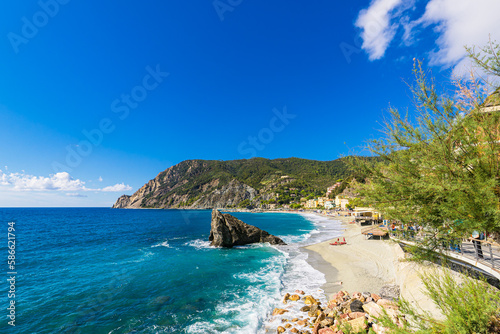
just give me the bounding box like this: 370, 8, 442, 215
335, 196, 350, 210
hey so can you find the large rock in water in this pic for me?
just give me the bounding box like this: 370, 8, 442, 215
209, 209, 286, 248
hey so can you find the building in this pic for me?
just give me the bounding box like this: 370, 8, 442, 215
305, 199, 318, 208
335, 196, 350, 210
326, 182, 342, 197
334, 187, 358, 210
317, 197, 329, 207
325, 200, 335, 209
352, 207, 382, 219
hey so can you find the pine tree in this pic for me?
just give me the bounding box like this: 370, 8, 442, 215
351, 40, 500, 248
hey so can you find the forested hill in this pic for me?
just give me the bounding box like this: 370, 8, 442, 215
112, 157, 360, 209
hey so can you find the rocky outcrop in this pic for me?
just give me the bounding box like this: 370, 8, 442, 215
111, 158, 359, 209
209, 209, 286, 247
191, 179, 257, 209
114, 195, 132, 208
112, 160, 260, 209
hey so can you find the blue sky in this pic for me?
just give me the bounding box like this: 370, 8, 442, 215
1, 0, 499, 207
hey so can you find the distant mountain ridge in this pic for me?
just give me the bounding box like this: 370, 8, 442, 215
112, 157, 354, 209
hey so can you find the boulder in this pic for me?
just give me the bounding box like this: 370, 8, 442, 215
379, 285, 400, 300
377, 298, 398, 310
371, 293, 381, 302
318, 328, 336, 334
300, 305, 311, 312
362, 301, 382, 318
327, 299, 337, 308
273, 308, 288, 316
296, 319, 308, 326
209, 209, 286, 247
303, 295, 318, 305
347, 317, 367, 332
310, 304, 322, 313
320, 317, 334, 327
349, 299, 364, 313
348, 312, 365, 320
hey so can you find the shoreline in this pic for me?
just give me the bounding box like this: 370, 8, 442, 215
133, 206, 442, 316
298, 211, 443, 317
302, 213, 397, 298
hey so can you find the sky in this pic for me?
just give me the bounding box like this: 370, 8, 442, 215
1, 0, 499, 207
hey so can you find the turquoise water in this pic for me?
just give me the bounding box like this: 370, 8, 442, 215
0, 208, 342, 333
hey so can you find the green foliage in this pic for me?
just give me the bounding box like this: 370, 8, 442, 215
149, 157, 379, 208
350, 41, 500, 239
465, 37, 500, 78
238, 199, 251, 208
346, 41, 500, 334
178, 196, 199, 207
376, 268, 500, 333
348, 197, 367, 209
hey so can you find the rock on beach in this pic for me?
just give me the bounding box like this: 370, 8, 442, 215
268, 287, 402, 334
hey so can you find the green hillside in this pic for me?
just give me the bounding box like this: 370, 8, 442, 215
114, 157, 375, 209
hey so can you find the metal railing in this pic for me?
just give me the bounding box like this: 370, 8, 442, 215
388, 229, 500, 272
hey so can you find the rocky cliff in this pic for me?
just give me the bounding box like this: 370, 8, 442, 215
112, 158, 354, 209
209, 209, 286, 247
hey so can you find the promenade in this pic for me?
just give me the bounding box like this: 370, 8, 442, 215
391, 232, 500, 282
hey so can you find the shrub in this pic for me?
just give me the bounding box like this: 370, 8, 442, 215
377, 268, 500, 333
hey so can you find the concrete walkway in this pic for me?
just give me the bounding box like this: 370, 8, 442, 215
390, 235, 500, 281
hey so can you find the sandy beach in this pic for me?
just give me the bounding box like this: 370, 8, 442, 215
303, 212, 442, 316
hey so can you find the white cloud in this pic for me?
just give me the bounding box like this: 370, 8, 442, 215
355, 0, 405, 60
3, 171, 85, 191
356, 0, 500, 71
98, 176, 103, 182
0, 170, 132, 193
420, 0, 500, 74
66, 193, 88, 197
101, 183, 133, 192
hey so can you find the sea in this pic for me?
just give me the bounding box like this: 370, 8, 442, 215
0, 208, 343, 334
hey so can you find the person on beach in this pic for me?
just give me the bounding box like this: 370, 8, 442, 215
390, 223, 396, 236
